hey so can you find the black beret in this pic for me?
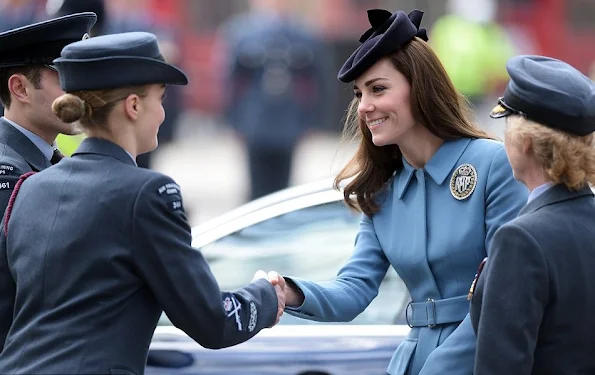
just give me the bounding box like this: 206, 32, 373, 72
490, 55, 595, 136
0, 13, 96, 69
53, 32, 188, 91
338, 9, 428, 83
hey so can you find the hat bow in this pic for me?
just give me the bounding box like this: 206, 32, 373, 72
358, 9, 428, 43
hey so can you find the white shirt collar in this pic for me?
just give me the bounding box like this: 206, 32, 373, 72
2, 117, 54, 161
528, 182, 554, 204
126, 150, 137, 166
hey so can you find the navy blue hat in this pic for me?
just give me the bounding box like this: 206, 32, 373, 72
53, 32, 188, 91
0, 12, 96, 69
52, 0, 106, 35
490, 55, 595, 136
338, 9, 428, 83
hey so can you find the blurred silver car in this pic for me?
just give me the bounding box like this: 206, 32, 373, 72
147, 179, 411, 375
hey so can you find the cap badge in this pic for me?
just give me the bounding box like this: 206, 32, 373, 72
491, 104, 506, 115
450, 163, 477, 200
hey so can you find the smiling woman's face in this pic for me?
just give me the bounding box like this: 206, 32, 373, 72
353, 57, 416, 147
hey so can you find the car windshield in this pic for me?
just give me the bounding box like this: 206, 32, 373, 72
159, 200, 408, 326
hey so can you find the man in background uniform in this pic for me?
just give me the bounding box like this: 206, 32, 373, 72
0, 13, 96, 206
216, 0, 332, 200
0, 12, 96, 351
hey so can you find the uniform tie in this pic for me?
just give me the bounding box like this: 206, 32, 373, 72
50, 147, 64, 165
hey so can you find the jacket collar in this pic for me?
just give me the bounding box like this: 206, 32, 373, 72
519, 183, 594, 216
0, 117, 51, 171
72, 137, 137, 166
396, 138, 471, 199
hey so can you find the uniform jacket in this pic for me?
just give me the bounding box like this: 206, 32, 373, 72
0, 117, 52, 208
285, 138, 528, 375
0, 138, 277, 374
470, 184, 595, 375
0, 118, 53, 349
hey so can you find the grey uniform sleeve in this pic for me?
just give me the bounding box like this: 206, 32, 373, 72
0, 220, 14, 352
0, 163, 26, 352
131, 175, 278, 349
473, 224, 548, 375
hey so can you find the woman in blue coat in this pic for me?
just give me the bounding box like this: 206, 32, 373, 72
277, 9, 528, 375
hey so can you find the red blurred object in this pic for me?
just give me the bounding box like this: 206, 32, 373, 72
500, 0, 595, 73
144, 0, 387, 113
148, 0, 595, 111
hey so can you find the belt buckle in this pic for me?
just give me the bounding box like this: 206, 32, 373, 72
426, 298, 436, 328
405, 301, 414, 328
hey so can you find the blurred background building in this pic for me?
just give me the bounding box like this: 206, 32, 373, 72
1, 0, 595, 224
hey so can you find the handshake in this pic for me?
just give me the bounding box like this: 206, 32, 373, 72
252, 270, 288, 326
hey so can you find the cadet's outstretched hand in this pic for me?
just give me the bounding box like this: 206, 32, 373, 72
268, 271, 286, 325
253, 270, 286, 326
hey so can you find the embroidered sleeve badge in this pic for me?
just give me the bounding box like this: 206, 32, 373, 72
223, 295, 242, 331
248, 302, 257, 332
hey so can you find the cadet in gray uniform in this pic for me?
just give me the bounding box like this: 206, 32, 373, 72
470, 55, 595, 374
0, 32, 283, 374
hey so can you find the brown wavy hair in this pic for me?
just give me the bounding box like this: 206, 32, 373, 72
334, 37, 495, 216
507, 115, 595, 190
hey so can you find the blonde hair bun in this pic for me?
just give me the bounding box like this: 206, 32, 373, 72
52, 93, 86, 123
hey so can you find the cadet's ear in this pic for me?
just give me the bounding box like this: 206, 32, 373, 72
521, 135, 533, 155
123, 94, 141, 121
7, 74, 32, 105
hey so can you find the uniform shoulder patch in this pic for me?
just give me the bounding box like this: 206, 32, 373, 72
156, 182, 181, 196
155, 180, 184, 211
0, 178, 16, 190
0, 164, 21, 190
0, 163, 19, 176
